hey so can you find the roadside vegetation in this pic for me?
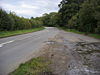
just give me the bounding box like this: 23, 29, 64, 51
57, 0, 100, 34
0, 0, 100, 38
0, 8, 44, 38
0, 27, 44, 38
0, 9, 43, 31
41, 0, 100, 39
0, 0, 100, 75
59, 27, 100, 39
9, 57, 53, 75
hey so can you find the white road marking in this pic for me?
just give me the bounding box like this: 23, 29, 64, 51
0, 35, 33, 48
0, 40, 15, 48
0, 36, 33, 48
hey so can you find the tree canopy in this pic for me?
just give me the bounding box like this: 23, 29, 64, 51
0, 0, 100, 34
57, 0, 100, 34
0, 8, 43, 31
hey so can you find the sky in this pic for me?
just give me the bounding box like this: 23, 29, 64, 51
0, 0, 62, 18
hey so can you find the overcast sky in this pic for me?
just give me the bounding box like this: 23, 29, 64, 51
0, 0, 61, 18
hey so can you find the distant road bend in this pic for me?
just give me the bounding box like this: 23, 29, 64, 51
0, 27, 59, 75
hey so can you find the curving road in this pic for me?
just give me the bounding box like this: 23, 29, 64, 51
0, 27, 99, 75
0, 27, 60, 75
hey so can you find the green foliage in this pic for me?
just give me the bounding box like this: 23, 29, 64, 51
58, 0, 84, 26
77, 0, 100, 33
30, 17, 43, 28
42, 12, 58, 27
58, 0, 100, 34
1, 0, 100, 35
0, 8, 14, 31
9, 57, 51, 75
0, 27, 44, 38
0, 8, 43, 31
68, 13, 79, 29
9, 13, 32, 30
78, 1, 96, 33
59, 27, 100, 39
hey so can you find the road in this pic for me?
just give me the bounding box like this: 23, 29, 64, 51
59, 31, 100, 75
0, 27, 100, 75
42, 31, 100, 75
0, 27, 59, 75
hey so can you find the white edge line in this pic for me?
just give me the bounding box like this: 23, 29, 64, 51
0, 40, 15, 48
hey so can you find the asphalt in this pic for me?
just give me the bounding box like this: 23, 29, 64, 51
0, 27, 60, 75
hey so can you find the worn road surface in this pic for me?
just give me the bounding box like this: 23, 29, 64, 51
42, 31, 100, 75
0, 27, 59, 75
0, 27, 100, 75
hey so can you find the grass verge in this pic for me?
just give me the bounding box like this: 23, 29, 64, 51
58, 27, 100, 39
0, 27, 44, 38
9, 57, 53, 75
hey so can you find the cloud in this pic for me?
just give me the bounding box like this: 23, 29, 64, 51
0, 0, 61, 18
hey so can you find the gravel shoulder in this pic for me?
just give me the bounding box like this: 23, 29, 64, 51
40, 30, 100, 75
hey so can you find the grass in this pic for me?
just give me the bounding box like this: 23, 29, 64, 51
0, 27, 44, 38
58, 27, 100, 39
88, 34, 100, 39
9, 57, 52, 75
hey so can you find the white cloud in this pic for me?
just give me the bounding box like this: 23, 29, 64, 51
0, 0, 62, 18
19, 1, 39, 9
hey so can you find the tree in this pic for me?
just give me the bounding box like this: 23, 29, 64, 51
68, 13, 79, 29
42, 13, 50, 26
42, 12, 58, 27
78, 0, 100, 33
0, 8, 14, 31
58, 0, 85, 27
0, 8, 43, 31
58, 0, 100, 34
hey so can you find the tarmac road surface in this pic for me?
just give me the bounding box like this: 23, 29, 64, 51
0, 27, 59, 75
